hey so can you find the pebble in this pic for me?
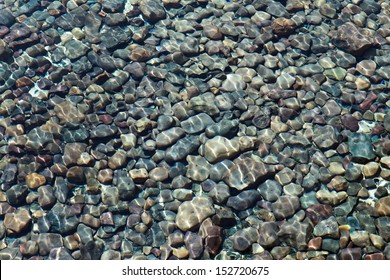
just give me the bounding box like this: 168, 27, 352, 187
226, 190, 262, 211
258, 180, 282, 202
271, 195, 300, 220
175, 196, 215, 231
231, 227, 259, 252
316, 189, 348, 206
221, 74, 246, 92
4, 208, 31, 235
204, 136, 240, 163
313, 216, 339, 238
25, 173, 46, 189
376, 197, 390, 216
223, 158, 273, 191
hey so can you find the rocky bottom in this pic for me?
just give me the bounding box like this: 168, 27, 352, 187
1, 0, 390, 260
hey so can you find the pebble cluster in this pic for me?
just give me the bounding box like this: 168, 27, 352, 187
0, 0, 390, 260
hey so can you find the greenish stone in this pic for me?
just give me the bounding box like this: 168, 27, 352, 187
322, 238, 339, 253
324, 67, 347, 81
348, 133, 376, 163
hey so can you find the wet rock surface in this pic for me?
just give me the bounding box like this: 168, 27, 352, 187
0, 0, 389, 261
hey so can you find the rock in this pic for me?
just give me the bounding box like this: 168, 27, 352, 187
258, 180, 282, 202
376, 217, 390, 242
64, 40, 89, 60
316, 189, 348, 206
149, 167, 169, 182
175, 196, 215, 231
37, 233, 64, 256
203, 24, 223, 40
63, 143, 87, 167
165, 136, 200, 162
339, 248, 362, 260
129, 47, 153, 62
25, 173, 46, 189
204, 225, 223, 256
223, 158, 275, 191
322, 100, 341, 116
271, 195, 300, 220
356, 60, 377, 76
156, 127, 185, 148
271, 18, 296, 36
204, 136, 240, 163
305, 204, 333, 225
129, 168, 148, 182
332, 22, 374, 55
313, 125, 339, 149
226, 190, 262, 211
348, 134, 376, 163
184, 231, 203, 259
376, 197, 390, 216
97, 169, 113, 184
181, 113, 214, 134
313, 216, 339, 238
231, 227, 259, 252
4, 208, 31, 235
66, 166, 86, 184
102, 0, 124, 12
38, 185, 56, 209
221, 74, 246, 92
384, 112, 390, 133
257, 222, 279, 248
139, 0, 166, 24
121, 133, 137, 150
180, 37, 199, 56
108, 150, 127, 169
186, 155, 211, 182
209, 183, 230, 204
278, 219, 312, 250
341, 114, 359, 132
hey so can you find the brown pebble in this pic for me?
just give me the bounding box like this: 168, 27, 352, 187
25, 173, 46, 189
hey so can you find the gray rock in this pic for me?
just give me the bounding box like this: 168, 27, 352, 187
223, 158, 275, 191
226, 190, 262, 211
139, 0, 166, 23
181, 113, 214, 134
258, 180, 282, 202
272, 195, 300, 220
313, 216, 339, 238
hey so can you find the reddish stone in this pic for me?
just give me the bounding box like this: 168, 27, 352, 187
359, 93, 377, 111
364, 253, 385, 260
205, 225, 223, 256
307, 237, 322, 251
339, 248, 362, 260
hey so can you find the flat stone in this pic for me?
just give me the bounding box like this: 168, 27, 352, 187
175, 196, 215, 231
149, 167, 169, 182
226, 190, 262, 211
181, 113, 214, 134
204, 136, 240, 163
223, 158, 275, 191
